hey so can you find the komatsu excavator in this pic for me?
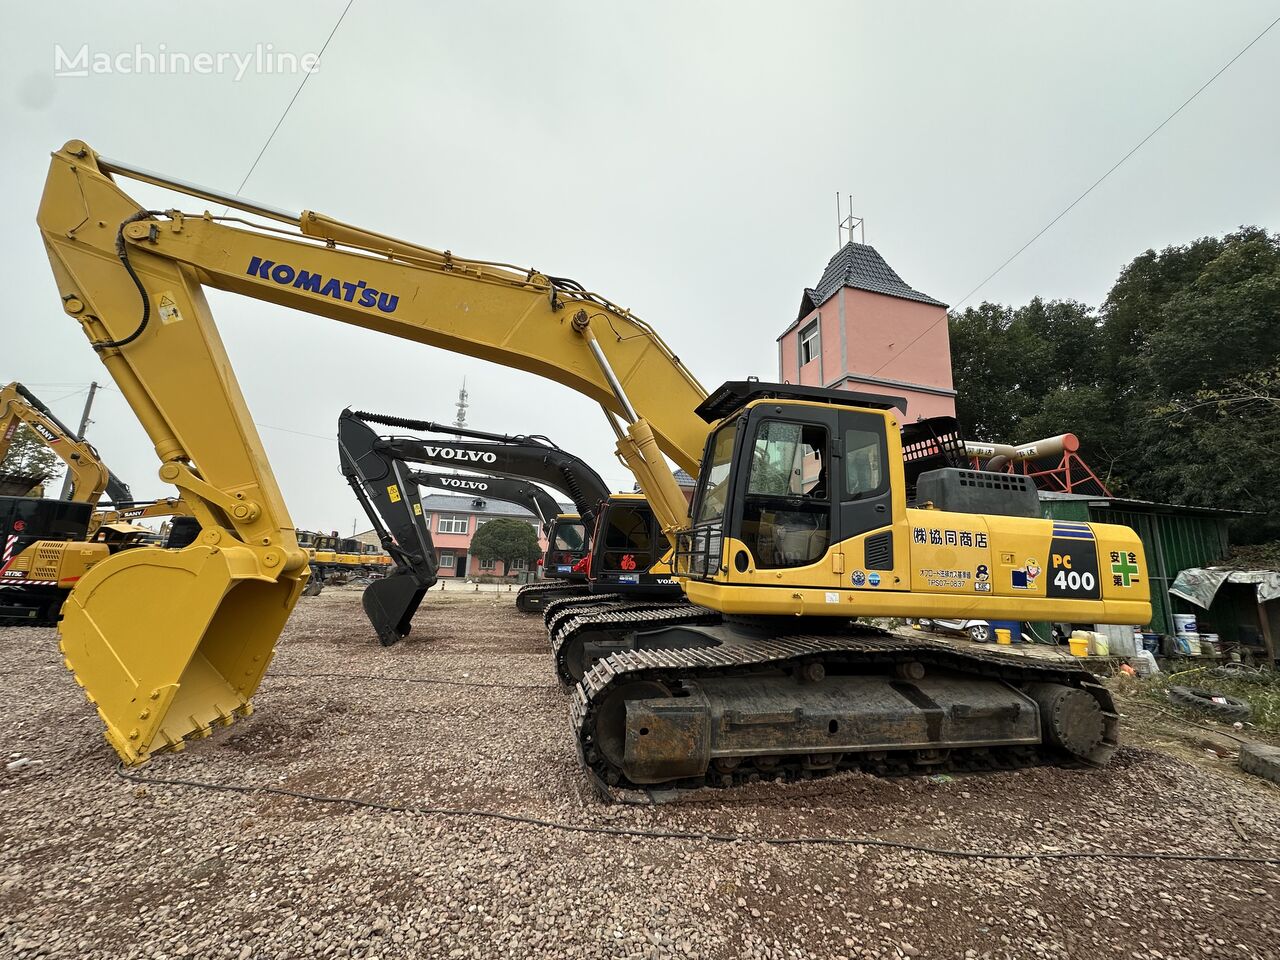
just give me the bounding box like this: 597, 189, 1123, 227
0, 381, 137, 625
36, 142, 1151, 792
338, 411, 602, 615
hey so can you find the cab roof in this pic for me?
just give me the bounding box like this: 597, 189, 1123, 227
695, 380, 907, 423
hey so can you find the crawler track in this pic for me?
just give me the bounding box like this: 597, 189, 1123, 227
570, 628, 1118, 795
550, 601, 720, 687
514, 580, 590, 613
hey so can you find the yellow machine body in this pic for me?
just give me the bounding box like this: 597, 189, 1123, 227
680, 399, 1150, 623
1, 539, 110, 589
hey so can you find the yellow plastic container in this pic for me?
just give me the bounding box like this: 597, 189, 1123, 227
995, 628, 1013, 645
1069, 630, 1091, 657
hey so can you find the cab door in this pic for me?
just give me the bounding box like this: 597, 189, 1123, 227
733, 406, 841, 586
836, 409, 897, 586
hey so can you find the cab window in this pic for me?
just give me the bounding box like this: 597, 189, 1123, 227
740, 420, 830, 569
554, 522, 586, 551
843, 426, 886, 500
601, 504, 654, 572
693, 421, 738, 525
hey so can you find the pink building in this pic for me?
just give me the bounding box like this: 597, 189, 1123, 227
357, 492, 565, 579
777, 242, 956, 420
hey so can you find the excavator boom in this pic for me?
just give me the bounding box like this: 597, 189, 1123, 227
0, 381, 131, 506
410, 470, 562, 530
37, 141, 703, 761
337, 410, 438, 644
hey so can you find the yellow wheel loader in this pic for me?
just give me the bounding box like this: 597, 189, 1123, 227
35, 142, 1150, 790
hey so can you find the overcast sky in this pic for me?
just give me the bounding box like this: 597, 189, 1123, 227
3, 1, 1278, 533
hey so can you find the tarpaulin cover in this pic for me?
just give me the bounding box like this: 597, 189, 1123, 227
1169, 567, 1280, 609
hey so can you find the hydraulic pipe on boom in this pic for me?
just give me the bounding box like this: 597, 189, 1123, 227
38, 142, 1151, 793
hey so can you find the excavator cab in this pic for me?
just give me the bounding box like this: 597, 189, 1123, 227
678, 383, 899, 588
541, 514, 588, 581
585, 494, 681, 597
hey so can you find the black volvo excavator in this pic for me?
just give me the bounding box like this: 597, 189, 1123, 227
341, 411, 607, 614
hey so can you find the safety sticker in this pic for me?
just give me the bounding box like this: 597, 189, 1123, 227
387, 484, 401, 503
1109, 551, 1141, 587
157, 293, 183, 325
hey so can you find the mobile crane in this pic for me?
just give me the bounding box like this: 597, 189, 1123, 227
0, 381, 137, 625
37, 142, 1151, 792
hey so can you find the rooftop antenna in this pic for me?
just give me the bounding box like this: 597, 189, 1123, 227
836, 192, 865, 249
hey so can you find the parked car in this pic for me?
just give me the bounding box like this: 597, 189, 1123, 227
910, 618, 993, 643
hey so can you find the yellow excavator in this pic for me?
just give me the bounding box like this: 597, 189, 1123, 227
36, 141, 1151, 790
0, 380, 141, 625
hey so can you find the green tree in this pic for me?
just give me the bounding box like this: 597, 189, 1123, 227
469, 517, 543, 575
949, 226, 1280, 542
1, 423, 62, 493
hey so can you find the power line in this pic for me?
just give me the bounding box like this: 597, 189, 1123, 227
233, 0, 357, 196
865, 11, 1280, 382
254, 421, 333, 442
951, 11, 1280, 312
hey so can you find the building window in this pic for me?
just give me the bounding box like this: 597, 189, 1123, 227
511, 557, 528, 571
437, 514, 469, 534
799, 319, 820, 366
438, 553, 456, 569
478, 557, 496, 571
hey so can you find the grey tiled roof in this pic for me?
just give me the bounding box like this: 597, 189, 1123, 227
419, 492, 574, 517
632, 469, 696, 494
797, 242, 945, 320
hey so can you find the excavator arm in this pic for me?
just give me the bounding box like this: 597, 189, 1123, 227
0, 381, 132, 505
351, 414, 610, 527
37, 141, 706, 762
337, 410, 438, 644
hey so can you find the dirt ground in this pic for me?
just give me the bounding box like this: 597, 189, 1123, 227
2, 588, 1278, 960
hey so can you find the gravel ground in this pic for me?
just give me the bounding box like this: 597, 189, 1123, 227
3, 588, 1279, 960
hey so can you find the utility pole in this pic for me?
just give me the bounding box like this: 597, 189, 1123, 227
59, 381, 99, 500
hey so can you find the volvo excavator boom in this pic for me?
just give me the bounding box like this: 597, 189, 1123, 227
411, 469, 562, 529
337, 410, 439, 644
38, 142, 1150, 789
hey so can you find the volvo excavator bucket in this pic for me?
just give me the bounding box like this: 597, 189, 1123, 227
361, 571, 428, 646
58, 544, 305, 765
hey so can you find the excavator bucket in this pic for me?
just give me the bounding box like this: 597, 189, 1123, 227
361, 571, 428, 645
58, 544, 304, 765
